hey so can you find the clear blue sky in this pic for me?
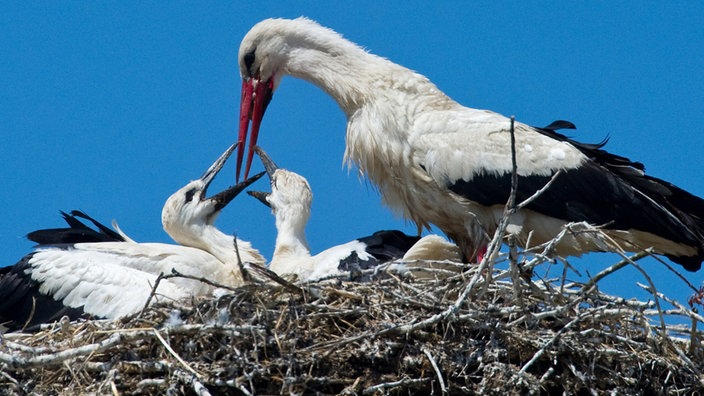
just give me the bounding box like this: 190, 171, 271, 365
2, 3, 703, 313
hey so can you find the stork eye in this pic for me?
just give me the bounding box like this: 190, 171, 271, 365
184, 188, 197, 203
244, 50, 256, 75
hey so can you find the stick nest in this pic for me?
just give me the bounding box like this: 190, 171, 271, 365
2, 246, 704, 396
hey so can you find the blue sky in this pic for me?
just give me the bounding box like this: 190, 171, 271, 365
2, 3, 703, 314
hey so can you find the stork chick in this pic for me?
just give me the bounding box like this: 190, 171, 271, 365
248, 146, 461, 282
0, 143, 264, 331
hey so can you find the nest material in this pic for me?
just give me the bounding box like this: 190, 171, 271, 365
2, 240, 704, 396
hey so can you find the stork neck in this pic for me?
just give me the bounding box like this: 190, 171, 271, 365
180, 225, 255, 264
286, 41, 442, 118
186, 226, 232, 261
271, 216, 312, 265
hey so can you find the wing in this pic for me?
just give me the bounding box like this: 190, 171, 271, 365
309, 230, 421, 281
27, 210, 126, 245
57, 242, 230, 294
355, 230, 421, 261
20, 247, 190, 319
411, 109, 588, 184
0, 255, 87, 332
0, 242, 222, 330
413, 109, 704, 269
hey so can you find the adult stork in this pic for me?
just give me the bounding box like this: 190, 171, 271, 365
235, 17, 704, 270
0, 143, 264, 331
248, 146, 462, 281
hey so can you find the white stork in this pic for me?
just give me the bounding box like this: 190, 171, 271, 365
0, 143, 265, 331
235, 17, 704, 271
247, 146, 462, 282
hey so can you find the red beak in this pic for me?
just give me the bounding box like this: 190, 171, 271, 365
237, 77, 273, 182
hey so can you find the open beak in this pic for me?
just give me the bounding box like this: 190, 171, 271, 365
245, 146, 280, 208
253, 146, 279, 179
200, 142, 238, 188
237, 77, 274, 182
199, 142, 265, 211
210, 171, 265, 212
246, 190, 271, 208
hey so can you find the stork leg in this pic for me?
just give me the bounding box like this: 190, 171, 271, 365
476, 245, 487, 263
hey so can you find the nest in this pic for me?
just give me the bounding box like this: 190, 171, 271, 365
2, 223, 704, 395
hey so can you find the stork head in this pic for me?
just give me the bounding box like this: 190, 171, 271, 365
162, 142, 264, 246
236, 17, 348, 181
236, 19, 285, 182
247, 146, 312, 233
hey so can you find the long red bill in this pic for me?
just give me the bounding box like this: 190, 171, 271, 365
236, 79, 254, 182
236, 77, 273, 182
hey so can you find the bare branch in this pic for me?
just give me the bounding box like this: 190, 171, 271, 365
362, 378, 430, 394
515, 170, 563, 210
422, 347, 448, 394
519, 310, 591, 374
579, 249, 653, 294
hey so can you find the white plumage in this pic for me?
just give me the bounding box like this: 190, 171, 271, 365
0, 143, 264, 331
235, 17, 704, 270
27, 243, 210, 319
248, 146, 461, 282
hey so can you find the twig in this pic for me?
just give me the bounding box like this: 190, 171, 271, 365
507, 116, 518, 211
139, 272, 167, 317
173, 368, 212, 396
649, 254, 699, 293
456, 117, 521, 303
515, 170, 563, 211
110, 378, 119, 396
508, 234, 525, 308
422, 347, 448, 394
0, 330, 129, 369
2, 339, 54, 354
153, 328, 201, 378
624, 256, 668, 339
519, 310, 590, 374
579, 249, 652, 294
362, 378, 430, 394
137, 378, 166, 391
20, 296, 38, 333
235, 381, 254, 396
0, 324, 263, 369
232, 235, 249, 281
241, 262, 305, 295
140, 267, 252, 318
0, 370, 21, 392
170, 269, 241, 293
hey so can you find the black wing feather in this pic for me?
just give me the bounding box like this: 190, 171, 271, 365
447, 122, 704, 270
336, 230, 421, 281
27, 210, 125, 245
0, 210, 121, 332
0, 254, 88, 332
355, 230, 421, 262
